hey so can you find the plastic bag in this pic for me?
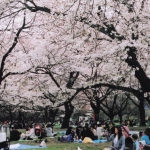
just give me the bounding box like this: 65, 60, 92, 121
40, 140, 46, 147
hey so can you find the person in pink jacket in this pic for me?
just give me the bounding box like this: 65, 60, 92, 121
121, 125, 130, 138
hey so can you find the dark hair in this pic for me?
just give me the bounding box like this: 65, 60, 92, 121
46, 124, 52, 128
114, 126, 123, 140
132, 134, 138, 140
28, 125, 32, 128
11, 124, 17, 129
77, 126, 82, 129
110, 122, 115, 126
144, 128, 150, 139
66, 127, 73, 135
85, 123, 89, 128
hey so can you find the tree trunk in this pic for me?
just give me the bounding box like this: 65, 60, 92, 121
9, 110, 13, 124
139, 100, 146, 126
109, 113, 115, 121
118, 113, 123, 124
18, 111, 22, 122
95, 113, 100, 122
61, 102, 74, 129
44, 107, 48, 123
90, 101, 100, 122
133, 92, 146, 126
49, 109, 58, 123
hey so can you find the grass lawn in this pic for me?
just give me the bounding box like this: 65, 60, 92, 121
11, 140, 111, 150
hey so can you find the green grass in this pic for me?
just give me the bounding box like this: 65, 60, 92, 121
11, 139, 111, 150
54, 124, 62, 129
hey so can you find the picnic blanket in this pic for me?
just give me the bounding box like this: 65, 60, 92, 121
10, 143, 47, 149
80, 139, 107, 144
129, 131, 139, 135
93, 140, 107, 143
57, 131, 66, 134
19, 140, 35, 142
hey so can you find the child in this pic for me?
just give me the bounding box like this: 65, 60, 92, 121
132, 134, 139, 150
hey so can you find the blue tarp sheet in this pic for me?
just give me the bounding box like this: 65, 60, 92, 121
93, 140, 107, 143
129, 131, 139, 135
57, 131, 66, 134
10, 144, 47, 149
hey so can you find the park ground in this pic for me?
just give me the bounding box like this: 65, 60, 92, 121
10, 125, 146, 150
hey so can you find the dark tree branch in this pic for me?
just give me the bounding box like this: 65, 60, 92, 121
35, 67, 60, 88
22, 0, 51, 13
66, 71, 79, 88
2, 68, 31, 81
125, 46, 150, 92
82, 20, 125, 41
0, 15, 26, 84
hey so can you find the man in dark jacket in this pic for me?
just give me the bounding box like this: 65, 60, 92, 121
10, 125, 21, 141
81, 125, 94, 140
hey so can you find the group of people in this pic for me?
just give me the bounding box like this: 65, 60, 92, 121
58, 122, 117, 143
8, 119, 150, 150
58, 121, 150, 150
10, 122, 57, 141
105, 124, 150, 150
10, 124, 39, 141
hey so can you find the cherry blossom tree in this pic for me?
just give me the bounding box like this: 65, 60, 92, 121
1, 0, 150, 126
20, 0, 150, 96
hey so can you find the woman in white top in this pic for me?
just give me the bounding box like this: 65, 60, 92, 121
26, 125, 35, 140
45, 123, 57, 137
90, 125, 98, 140
46, 124, 53, 137
96, 124, 104, 139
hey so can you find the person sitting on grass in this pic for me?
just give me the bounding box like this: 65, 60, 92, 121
132, 134, 139, 150
81, 124, 94, 140
121, 125, 133, 150
106, 125, 125, 150
58, 127, 75, 142
141, 128, 150, 145
90, 125, 98, 140
45, 123, 57, 137
76, 126, 82, 140
26, 125, 35, 140
96, 123, 104, 139
10, 125, 21, 141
